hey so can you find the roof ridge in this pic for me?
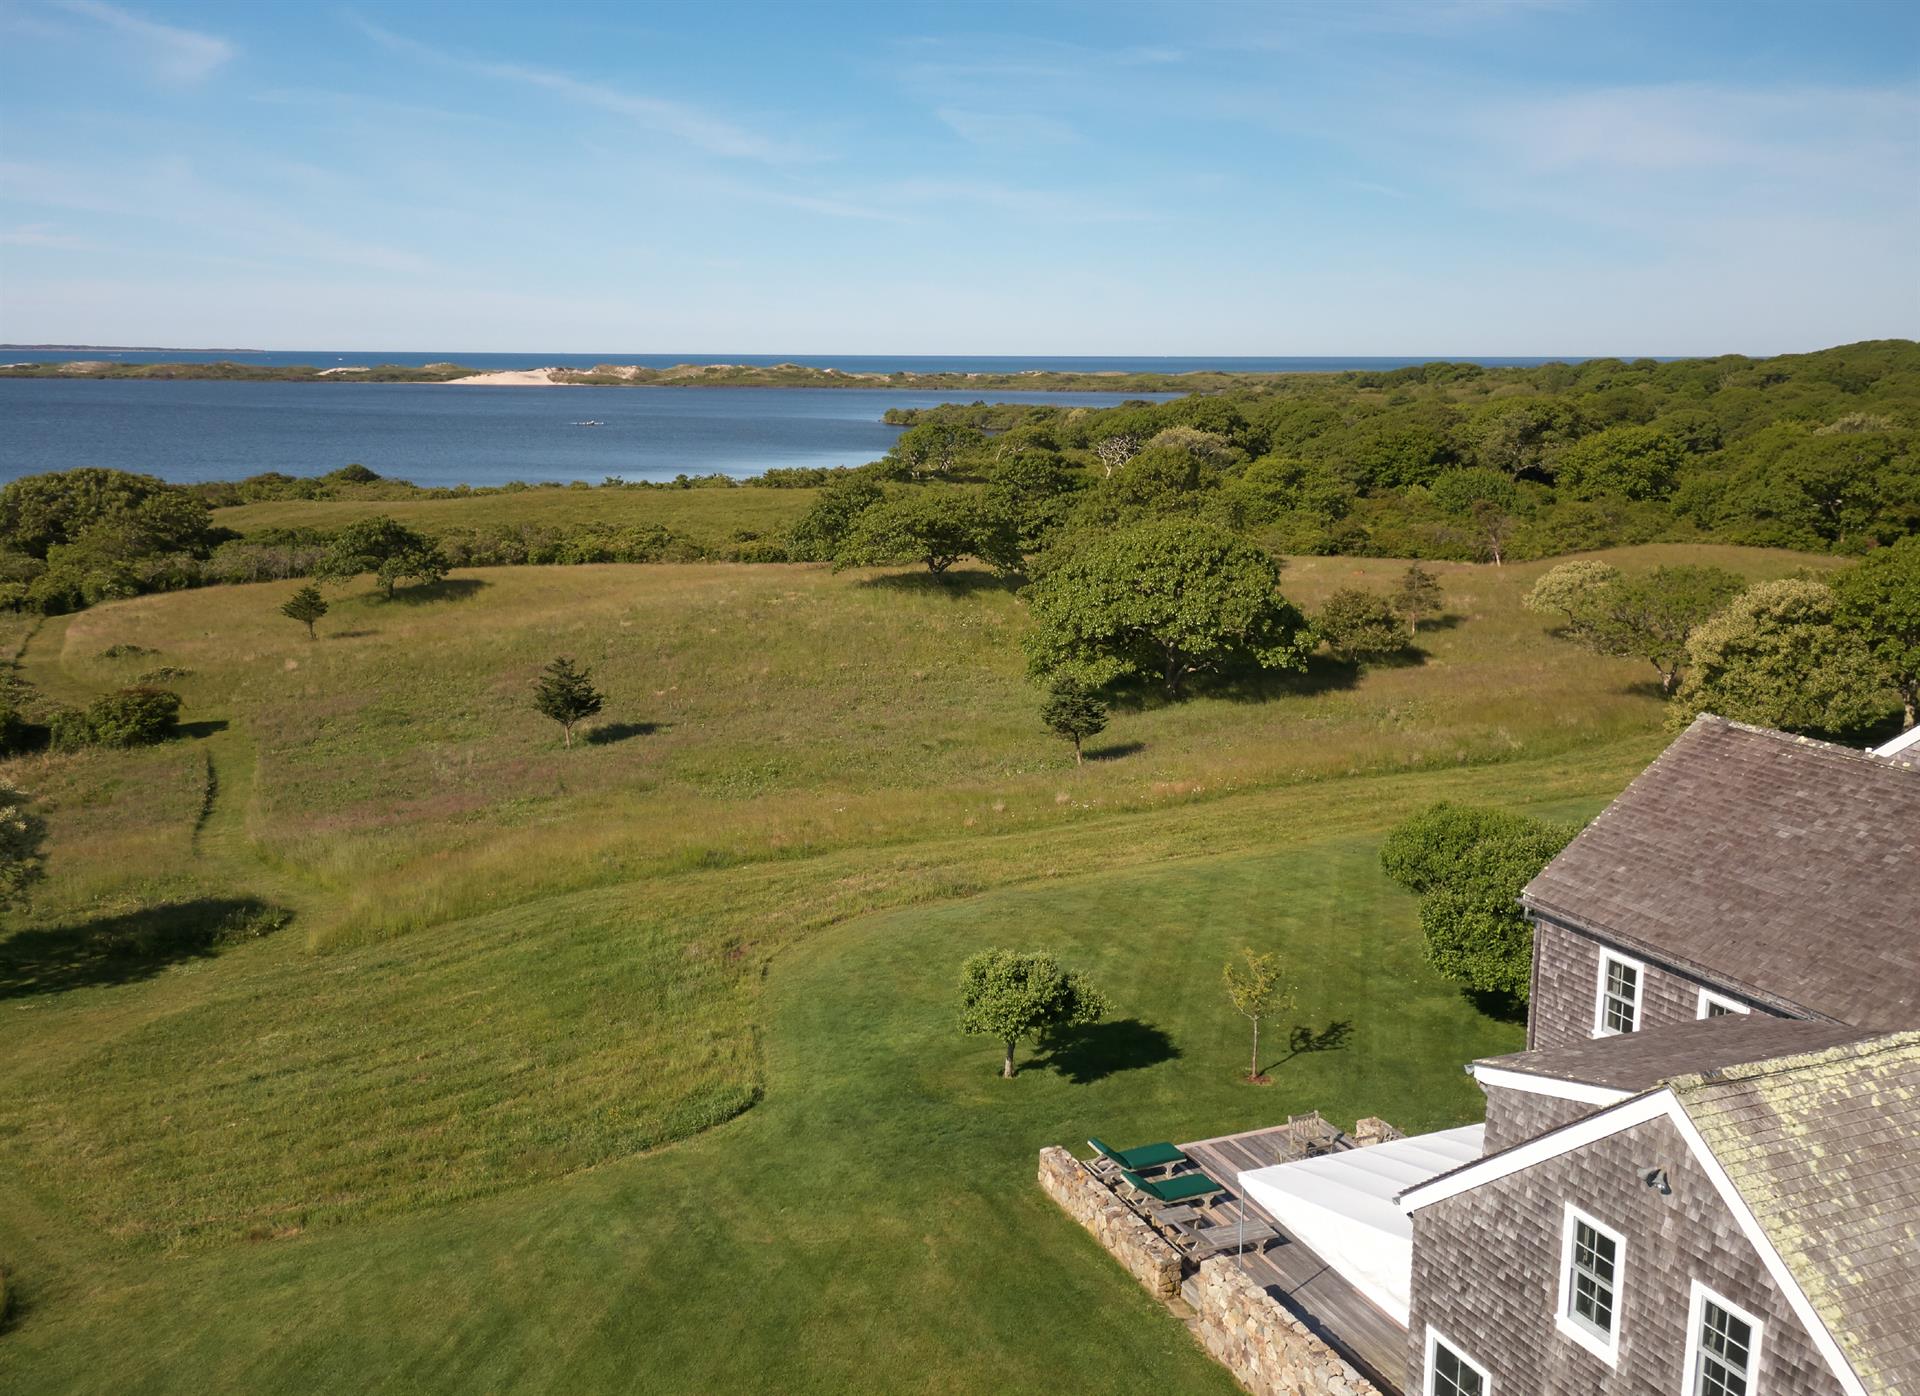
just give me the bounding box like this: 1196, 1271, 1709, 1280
1669, 1027, 1920, 1095
1696, 713, 1920, 774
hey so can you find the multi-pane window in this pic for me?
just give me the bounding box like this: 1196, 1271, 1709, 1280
1693, 1295, 1757, 1396
1599, 955, 1640, 1034
1426, 1333, 1487, 1396
1568, 1219, 1619, 1339
1557, 1205, 1625, 1363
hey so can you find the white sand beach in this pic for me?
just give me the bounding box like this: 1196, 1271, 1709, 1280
439, 367, 578, 386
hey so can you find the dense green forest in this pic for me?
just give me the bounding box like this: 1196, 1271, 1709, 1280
0, 340, 1913, 613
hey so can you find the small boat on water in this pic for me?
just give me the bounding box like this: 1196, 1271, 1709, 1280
571, 420, 605, 427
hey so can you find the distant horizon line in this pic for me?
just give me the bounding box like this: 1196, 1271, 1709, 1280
4, 344, 1686, 360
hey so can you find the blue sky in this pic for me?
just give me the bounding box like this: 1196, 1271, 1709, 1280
0, 0, 1914, 354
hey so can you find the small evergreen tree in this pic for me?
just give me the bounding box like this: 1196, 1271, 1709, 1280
1391, 564, 1444, 636
280, 583, 329, 639
1040, 676, 1108, 765
532, 657, 604, 748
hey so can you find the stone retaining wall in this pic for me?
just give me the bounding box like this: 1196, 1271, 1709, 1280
1036, 1145, 1182, 1300
1187, 1257, 1384, 1396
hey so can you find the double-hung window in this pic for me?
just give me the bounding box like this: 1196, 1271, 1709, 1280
1685, 1283, 1764, 1396
1595, 952, 1643, 1036
1424, 1328, 1490, 1396
1556, 1204, 1625, 1364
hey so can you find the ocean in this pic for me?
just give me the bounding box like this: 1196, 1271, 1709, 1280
0, 379, 1182, 487
0, 348, 1600, 373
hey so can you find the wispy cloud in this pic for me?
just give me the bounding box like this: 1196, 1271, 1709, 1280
934, 106, 1080, 146
349, 16, 816, 164
52, 0, 234, 83
0, 221, 103, 250
1473, 82, 1920, 179
0, 158, 433, 275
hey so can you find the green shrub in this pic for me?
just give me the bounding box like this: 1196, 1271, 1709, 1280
49, 687, 182, 750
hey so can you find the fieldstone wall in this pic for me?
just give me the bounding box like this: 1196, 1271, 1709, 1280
1036, 1146, 1182, 1300
1188, 1257, 1383, 1396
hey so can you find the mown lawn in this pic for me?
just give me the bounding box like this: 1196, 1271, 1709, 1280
1, 797, 1617, 1393
0, 543, 1827, 1392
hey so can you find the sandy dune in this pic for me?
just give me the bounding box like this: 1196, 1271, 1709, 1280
440, 367, 577, 386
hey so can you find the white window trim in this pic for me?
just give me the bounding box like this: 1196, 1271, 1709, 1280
1681, 1279, 1766, 1396
1556, 1203, 1626, 1366
1593, 950, 1646, 1037
1696, 988, 1752, 1019
1424, 1325, 1493, 1396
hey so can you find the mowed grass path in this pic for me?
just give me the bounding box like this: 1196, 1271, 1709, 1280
2, 808, 1612, 1394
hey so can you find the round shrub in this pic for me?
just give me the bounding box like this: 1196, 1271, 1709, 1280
51, 687, 182, 750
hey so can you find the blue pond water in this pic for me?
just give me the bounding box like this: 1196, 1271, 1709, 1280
0, 379, 1180, 487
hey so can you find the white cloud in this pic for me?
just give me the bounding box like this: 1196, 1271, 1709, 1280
53, 0, 234, 83
349, 17, 816, 164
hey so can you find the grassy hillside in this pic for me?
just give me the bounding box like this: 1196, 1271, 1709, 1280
0, 543, 1835, 1391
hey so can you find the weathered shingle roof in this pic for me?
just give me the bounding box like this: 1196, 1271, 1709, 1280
1675, 1030, 1920, 1395
1522, 716, 1920, 1028
1477, 1015, 1880, 1092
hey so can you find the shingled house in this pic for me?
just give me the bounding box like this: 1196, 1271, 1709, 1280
1053, 719, 1915, 1396
1398, 718, 1920, 1396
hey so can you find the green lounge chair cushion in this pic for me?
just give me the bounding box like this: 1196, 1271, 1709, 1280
1120, 1168, 1223, 1203
1088, 1137, 1188, 1170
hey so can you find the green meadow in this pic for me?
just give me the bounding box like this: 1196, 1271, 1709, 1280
0, 543, 1830, 1392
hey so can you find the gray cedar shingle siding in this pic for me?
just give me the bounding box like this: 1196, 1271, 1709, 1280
1406, 1114, 1844, 1395
1521, 716, 1920, 1031
1526, 913, 1788, 1051
1478, 1083, 1592, 1155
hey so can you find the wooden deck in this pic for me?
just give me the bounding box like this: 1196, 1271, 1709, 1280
1179, 1122, 1409, 1394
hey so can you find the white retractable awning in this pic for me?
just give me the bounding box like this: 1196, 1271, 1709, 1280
1236, 1124, 1484, 1325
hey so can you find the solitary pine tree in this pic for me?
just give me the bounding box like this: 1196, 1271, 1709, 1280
1391, 564, 1445, 636
1223, 949, 1291, 1083
280, 584, 329, 639
1040, 676, 1108, 765
533, 657, 604, 748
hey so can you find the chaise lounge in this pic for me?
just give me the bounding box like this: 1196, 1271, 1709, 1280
1118, 1167, 1226, 1204
1087, 1137, 1189, 1173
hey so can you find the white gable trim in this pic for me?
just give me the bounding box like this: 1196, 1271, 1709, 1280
1470, 1063, 1633, 1108
1398, 1088, 1866, 1396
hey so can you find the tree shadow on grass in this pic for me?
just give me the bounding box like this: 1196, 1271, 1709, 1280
1104, 654, 1365, 714
387, 577, 489, 605
585, 720, 665, 746
0, 897, 290, 1001
177, 718, 229, 740
853, 569, 1022, 598
1035, 1018, 1179, 1085
1263, 1019, 1355, 1073
327, 629, 379, 640
1415, 612, 1465, 633
1084, 740, 1146, 762
1464, 988, 1527, 1024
